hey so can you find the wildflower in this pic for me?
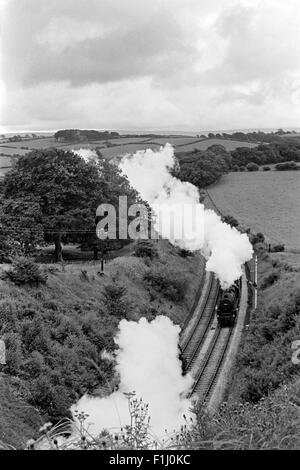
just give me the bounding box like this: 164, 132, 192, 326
26, 439, 35, 450
39, 422, 53, 433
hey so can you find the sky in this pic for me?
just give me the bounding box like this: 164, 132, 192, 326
0, 0, 300, 133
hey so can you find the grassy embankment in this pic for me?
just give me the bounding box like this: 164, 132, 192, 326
204, 250, 300, 449
0, 240, 204, 449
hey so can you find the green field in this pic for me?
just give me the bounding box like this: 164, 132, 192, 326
173, 138, 257, 152
207, 171, 300, 250
0, 134, 259, 175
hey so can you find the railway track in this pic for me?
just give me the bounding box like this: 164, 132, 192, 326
190, 326, 234, 403
182, 258, 206, 332
181, 273, 219, 371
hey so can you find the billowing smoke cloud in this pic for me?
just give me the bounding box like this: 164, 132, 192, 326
72, 316, 194, 442
73, 148, 98, 162
120, 143, 253, 287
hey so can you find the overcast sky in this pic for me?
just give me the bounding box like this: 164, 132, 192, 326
0, 0, 300, 133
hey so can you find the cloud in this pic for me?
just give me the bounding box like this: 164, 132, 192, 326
1, 0, 300, 131
1, 0, 193, 88
208, 1, 300, 86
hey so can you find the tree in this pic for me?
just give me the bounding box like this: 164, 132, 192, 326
133, 240, 158, 259
0, 197, 44, 259
246, 162, 259, 172
223, 214, 239, 228
102, 279, 129, 317
275, 161, 298, 171
176, 147, 231, 188
3, 149, 138, 261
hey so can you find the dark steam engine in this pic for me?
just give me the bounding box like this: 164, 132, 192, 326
216, 278, 242, 327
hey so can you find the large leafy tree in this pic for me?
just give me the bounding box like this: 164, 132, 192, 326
176, 146, 231, 188
0, 197, 44, 260
3, 149, 139, 261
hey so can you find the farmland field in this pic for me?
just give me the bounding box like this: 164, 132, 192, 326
206, 171, 300, 250
0, 146, 30, 156
0, 134, 260, 174
105, 136, 154, 144
100, 142, 161, 159
173, 138, 258, 152
144, 136, 198, 146
0, 156, 11, 177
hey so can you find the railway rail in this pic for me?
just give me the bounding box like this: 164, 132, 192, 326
181, 273, 219, 371
190, 326, 234, 403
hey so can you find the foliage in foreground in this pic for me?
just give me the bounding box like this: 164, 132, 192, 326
144, 265, 187, 302
233, 255, 300, 402
180, 381, 300, 450
3, 258, 48, 287
1, 380, 299, 450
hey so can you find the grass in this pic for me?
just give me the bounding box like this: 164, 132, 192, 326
181, 377, 300, 450
0, 135, 260, 172
206, 171, 300, 250
0, 240, 204, 447
175, 138, 258, 152
40, 240, 204, 325
228, 252, 300, 404
5, 377, 299, 450
0, 374, 43, 449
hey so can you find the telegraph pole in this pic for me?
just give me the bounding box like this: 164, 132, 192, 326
254, 254, 258, 309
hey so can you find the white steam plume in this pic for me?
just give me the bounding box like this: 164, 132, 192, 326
73, 148, 98, 163
72, 316, 194, 442
120, 143, 253, 288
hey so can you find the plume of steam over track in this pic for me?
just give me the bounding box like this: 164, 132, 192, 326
120, 144, 253, 288
73, 148, 99, 163
72, 316, 194, 441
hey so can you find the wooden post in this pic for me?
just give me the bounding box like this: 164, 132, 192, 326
0, 339, 6, 367
254, 254, 258, 309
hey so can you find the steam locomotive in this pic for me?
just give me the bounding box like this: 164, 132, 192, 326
216, 278, 242, 327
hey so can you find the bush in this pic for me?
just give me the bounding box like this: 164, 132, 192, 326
178, 248, 193, 258
143, 266, 187, 302
260, 270, 280, 289
246, 162, 259, 172
133, 240, 158, 260
263, 166, 271, 171
275, 161, 298, 171
232, 165, 240, 172
4, 258, 48, 287
222, 214, 239, 228
272, 244, 285, 252
251, 232, 265, 245
239, 166, 246, 172
102, 279, 129, 317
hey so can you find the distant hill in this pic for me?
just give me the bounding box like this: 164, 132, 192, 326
54, 129, 119, 142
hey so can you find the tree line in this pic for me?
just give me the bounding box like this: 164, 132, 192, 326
175, 138, 300, 188
0, 149, 139, 262
54, 129, 119, 142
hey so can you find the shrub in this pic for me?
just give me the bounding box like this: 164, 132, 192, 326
222, 214, 239, 228
246, 162, 259, 172
232, 165, 240, 172
3, 258, 48, 287
79, 270, 89, 282
272, 244, 285, 252
275, 161, 298, 171
239, 166, 246, 172
133, 240, 158, 260
102, 279, 129, 317
260, 270, 280, 289
143, 266, 187, 302
178, 248, 193, 258
252, 232, 265, 244
263, 166, 271, 171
